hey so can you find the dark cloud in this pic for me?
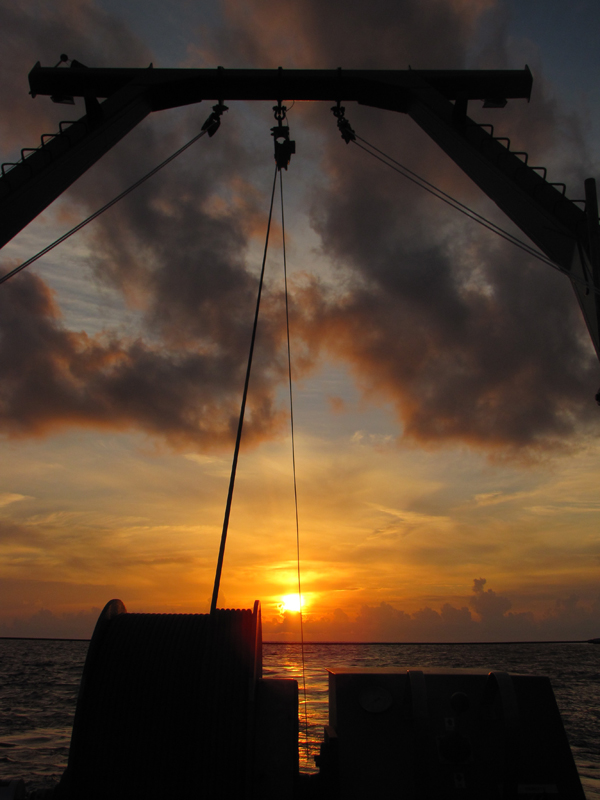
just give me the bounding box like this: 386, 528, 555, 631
207, 0, 600, 454
469, 576, 512, 619
0, 0, 296, 448
292, 230, 597, 452
2, 0, 598, 456
213, 0, 488, 69
0, 270, 285, 447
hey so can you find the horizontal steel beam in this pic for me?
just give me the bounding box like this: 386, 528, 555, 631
29, 65, 533, 113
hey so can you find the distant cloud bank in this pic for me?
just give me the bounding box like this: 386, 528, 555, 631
264, 579, 600, 642
1, 580, 598, 642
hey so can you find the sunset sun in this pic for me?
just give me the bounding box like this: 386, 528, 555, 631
279, 594, 304, 614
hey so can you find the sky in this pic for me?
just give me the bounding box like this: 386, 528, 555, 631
1, 0, 599, 642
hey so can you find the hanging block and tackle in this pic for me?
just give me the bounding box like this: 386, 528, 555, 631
331, 101, 356, 144
201, 102, 228, 137
271, 103, 295, 170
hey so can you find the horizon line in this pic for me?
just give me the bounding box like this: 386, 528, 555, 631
1, 636, 596, 645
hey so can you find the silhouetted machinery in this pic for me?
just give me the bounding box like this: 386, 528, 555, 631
319, 667, 585, 799
58, 600, 298, 800
47, 599, 585, 799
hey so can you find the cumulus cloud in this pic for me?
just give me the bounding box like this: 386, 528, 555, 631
1, 0, 314, 449
0, 271, 287, 447
208, 0, 600, 454
0, 0, 298, 448
469, 576, 512, 620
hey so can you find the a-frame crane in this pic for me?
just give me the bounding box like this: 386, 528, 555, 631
1, 63, 599, 387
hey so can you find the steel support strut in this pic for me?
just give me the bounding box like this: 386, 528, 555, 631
0, 81, 151, 249
402, 70, 600, 360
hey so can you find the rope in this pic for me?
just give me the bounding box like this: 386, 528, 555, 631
210, 165, 279, 614
351, 134, 600, 299
279, 168, 309, 761
0, 124, 218, 285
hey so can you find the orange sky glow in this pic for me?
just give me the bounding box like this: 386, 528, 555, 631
1, 0, 600, 642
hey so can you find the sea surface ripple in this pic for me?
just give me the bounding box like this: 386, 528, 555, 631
0, 639, 598, 797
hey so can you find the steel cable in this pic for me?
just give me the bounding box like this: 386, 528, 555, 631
279, 167, 309, 762
0, 126, 211, 285
211, 165, 279, 613
352, 134, 600, 299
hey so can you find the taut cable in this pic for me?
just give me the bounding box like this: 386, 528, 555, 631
279, 168, 309, 761
210, 165, 279, 613
0, 102, 228, 286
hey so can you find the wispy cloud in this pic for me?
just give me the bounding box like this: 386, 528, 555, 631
365, 504, 453, 541
0, 493, 28, 507
472, 490, 533, 507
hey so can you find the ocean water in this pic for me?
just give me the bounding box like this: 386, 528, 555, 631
0, 638, 598, 797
